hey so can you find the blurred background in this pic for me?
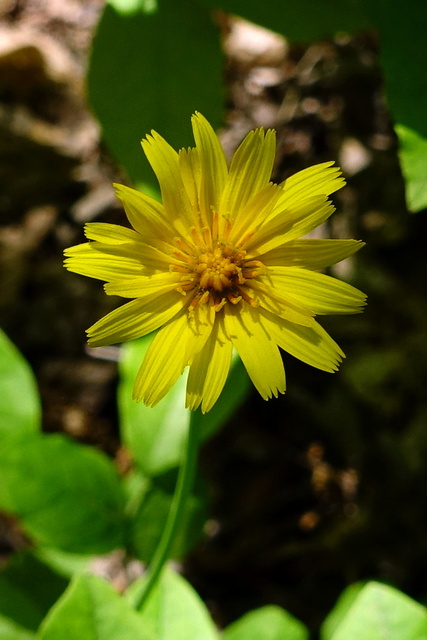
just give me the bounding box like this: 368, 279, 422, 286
1, 0, 427, 633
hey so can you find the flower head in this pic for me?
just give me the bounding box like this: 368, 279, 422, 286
65, 113, 366, 412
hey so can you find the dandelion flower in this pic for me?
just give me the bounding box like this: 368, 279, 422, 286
64, 113, 366, 413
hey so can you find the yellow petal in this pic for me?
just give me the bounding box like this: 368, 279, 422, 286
64, 242, 145, 281
276, 162, 345, 211
248, 279, 315, 326
131, 240, 184, 272
265, 267, 367, 315
247, 197, 335, 255
260, 307, 344, 372
191, 112, 228, 216
179, 146, 200, 213
87, 293, 185, 347
84, 222, 141, 244
65, 235, 180, 281
141, 131, 193, 233
223, 304, 286, 401
133, 312, 191, 406
246, 163, 345, 254
220, 128, 276, 219
186, 314, 232, 413
97, 221, 187, 271
229, 183, 282, 245
113, 183, 175, 238
104, 272, 180, 298
261, 239, 365, 269
134, 304, 214, 406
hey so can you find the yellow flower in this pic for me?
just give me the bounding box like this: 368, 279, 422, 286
65, 113, 366, 413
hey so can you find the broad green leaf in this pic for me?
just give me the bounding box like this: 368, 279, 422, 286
0, 328, 41, 436
0, 433, 125, 554
201, 0, 370, 42
128, 567, 219, 639
119, 337, 249, 476
0, 553, 68, 632
88, 0, 223, 189
39, 573, 153, 640
395, 125, 427, 212
324, 582, 427, 640
321, 582, 366, 640
0, 614, 35, 640
223, 605, 309, 640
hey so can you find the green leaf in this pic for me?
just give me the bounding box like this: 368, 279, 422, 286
39, 573, 153, 640
0, 328, 41, 436
0, 614, 35, 640
223, 605, 309, 640
395, 125, 427, 213
0, 553, 68, 632
87, 0, 223, 188
201, 0, 370, 42
0, 433, 125, 554
128, 567, 219, 639
323, 582, 427, 640
118, 337, 249, 476
321, 582, 366, 640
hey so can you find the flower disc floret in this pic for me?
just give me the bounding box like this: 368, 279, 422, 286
170, 230, 262, 312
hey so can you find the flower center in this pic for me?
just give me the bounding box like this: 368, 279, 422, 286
197, 247, 244, 292
170, 231, 263, 312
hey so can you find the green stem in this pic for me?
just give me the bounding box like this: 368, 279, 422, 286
133, 417, 199, 610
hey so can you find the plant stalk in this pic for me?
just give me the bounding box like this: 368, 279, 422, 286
133, 417, 199, 610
